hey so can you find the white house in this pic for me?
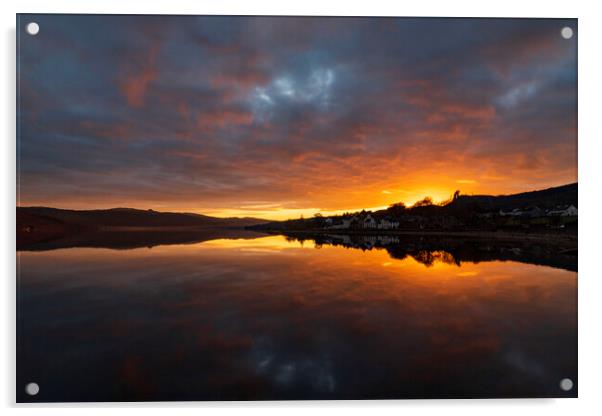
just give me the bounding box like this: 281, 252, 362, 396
547, 205, 578, 217
377, 218, 400, 230
378, 219, 391, 229
499, 208, 523, 217
363, 214, 377, 229
564, 205, 578, 216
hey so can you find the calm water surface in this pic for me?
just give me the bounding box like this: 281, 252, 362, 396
17, 235, 577, 401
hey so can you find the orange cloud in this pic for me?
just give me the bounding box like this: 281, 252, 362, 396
196, 109, 254, 132
119, 45, 159, 108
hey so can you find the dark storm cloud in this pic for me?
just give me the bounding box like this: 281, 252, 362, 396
17, 15, 577, 216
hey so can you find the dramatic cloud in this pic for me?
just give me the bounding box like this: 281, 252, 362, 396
17, 15, 577, 219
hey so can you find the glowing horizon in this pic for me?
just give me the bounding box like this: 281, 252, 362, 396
17, 179, 575, 221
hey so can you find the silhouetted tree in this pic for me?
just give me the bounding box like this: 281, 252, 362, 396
412, 197, 434, 208
387, 202, 407, 217
440, 190, 461, 206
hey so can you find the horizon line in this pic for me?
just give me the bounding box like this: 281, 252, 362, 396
16, 181, 577, 222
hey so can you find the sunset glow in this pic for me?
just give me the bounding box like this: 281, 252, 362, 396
18, 16, 577, 220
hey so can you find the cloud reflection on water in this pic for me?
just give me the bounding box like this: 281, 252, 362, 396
17, 235, 576, 401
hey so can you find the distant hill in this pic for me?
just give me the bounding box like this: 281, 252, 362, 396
18, 206, 268, 228
17, 207, 269, 248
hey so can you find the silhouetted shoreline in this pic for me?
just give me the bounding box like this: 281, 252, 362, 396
261, 228, 577, 246
277, 231, 577, 272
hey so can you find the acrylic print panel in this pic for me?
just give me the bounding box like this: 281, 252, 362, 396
16, 14, 577, 402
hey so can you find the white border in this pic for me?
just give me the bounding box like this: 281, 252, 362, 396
3, 1, 602, 414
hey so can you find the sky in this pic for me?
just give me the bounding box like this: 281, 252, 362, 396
17, 15, 577, 220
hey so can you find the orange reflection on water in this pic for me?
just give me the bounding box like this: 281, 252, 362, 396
199, 235, 317, 251
17, 234, 577, 400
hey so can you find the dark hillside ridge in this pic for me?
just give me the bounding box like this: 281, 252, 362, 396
17, 206, 268, 228
445, 183, 577, 213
